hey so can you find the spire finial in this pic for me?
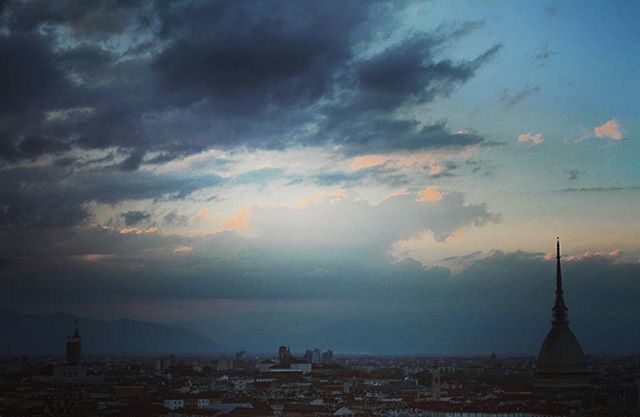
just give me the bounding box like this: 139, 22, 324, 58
552, 237, 568, 325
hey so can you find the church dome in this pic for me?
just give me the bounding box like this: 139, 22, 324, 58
534, 240, 590, 390
537, 325, 586, 371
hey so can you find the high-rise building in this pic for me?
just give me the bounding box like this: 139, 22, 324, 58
278, 346, 292, 365
66, 321, 81, 366
534, 239, 590, 390
304, 349, 321, 364
304, 349, 313, 363
321, 349, 333, 364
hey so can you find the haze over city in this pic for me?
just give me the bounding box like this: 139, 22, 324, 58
1, 0, 639, 357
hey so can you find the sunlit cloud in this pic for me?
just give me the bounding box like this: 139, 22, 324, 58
351, 155, 388, 170
293, 189, 347, 208
173, 246, 194, 254
82, 254, 113, 262
429, 165, 443, 176
349, 149, 479, 173
417, 186, 443, 202
544, 248, 621, 261
517, 132, 545, 144
119, 226, 158, 235
449, 228, 466, 240
594, 119, 622, 140
221, 206, 252, 232
387, 189, 410, 199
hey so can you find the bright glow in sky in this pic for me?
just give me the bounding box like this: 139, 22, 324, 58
0, 0, 639, 354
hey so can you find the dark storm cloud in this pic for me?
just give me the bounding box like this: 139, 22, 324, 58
0, 166, 89, 228
320, 119, 488, 155
4, 0, 152, 38
1, 0, 499, 166
0, 32, 143, 161
152, 2, 355, 116
0, 164, 224, 228
118, 149, 146, 171
0, 136, 71, 161
0, 1, 501, 233
70, 169, 225, 203
1, 226, 638, 353
121, 210, 151, 226
312, 35, 501, 153
0, 33, 65, 115
163, 210, 188, 227
355, 35, 499, 111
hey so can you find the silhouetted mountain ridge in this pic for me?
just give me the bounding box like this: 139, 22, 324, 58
0, 309, 219, 355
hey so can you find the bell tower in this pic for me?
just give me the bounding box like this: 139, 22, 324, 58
66, 320, 81, 366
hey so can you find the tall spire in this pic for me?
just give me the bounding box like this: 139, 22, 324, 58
552, 237, 568, 325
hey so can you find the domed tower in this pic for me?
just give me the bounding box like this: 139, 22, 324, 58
534, 239, 590, 390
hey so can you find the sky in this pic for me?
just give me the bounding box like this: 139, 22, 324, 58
0, 0, 639, 355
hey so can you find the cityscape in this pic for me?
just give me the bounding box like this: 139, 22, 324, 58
1, 241, 638, 416
1, 0, 639, 416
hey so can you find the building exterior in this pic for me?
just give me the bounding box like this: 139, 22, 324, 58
291, 361, 312, 374
304, 348, 321, 364
322, 350, 334, 364
534, 239, 590, 390
279, 346, 292, 365
217, 357, 234, 371
33, 322, 104, 384
66, 321, 81, 365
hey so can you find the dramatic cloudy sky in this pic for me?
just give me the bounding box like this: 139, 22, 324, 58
1, 0, 639, 354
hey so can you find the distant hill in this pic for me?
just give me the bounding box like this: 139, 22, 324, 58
0, 309, 219, 356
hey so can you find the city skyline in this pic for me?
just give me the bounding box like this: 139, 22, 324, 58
1, 0, 640, 355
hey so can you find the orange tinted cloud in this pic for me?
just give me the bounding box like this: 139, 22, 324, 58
119, 226, 158, 235
331, 189, 346, 200
450, 228, 465, 240
221, 206, 251, 231
173, 246, 193, 253
387, 188, 410, 198
594, 119, 622, 140
429, 165, 443, 176
565, 249, 621, 262
545, 248, 621, 262
417, 186, 443, 202
82, 254, 113, 262
293, 189, 346, 208
294, 192, 327, 208
518, 133, 544, 144
351, 155, 388, 170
